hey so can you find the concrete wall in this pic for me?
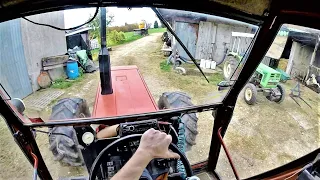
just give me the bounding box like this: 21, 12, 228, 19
20, 11, 67, 92
287, 41, 320, 78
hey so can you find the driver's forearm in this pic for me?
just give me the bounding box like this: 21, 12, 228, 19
111, 149, 152, 180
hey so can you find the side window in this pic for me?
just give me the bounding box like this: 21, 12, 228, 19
216, 24, 320, 179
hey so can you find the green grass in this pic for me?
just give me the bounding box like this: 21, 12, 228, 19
160, 61, 171, 72
93, 28, 167, 48
107, 28, 166, 47
148, 28, 166, 34
51, 68, 84, 89
107, 31, 142, 47
123, 32, 143, 43
208, 73, 224, 85
91, 48, 100, 61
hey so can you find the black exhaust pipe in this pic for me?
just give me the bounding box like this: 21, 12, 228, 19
99, 7, 113, 95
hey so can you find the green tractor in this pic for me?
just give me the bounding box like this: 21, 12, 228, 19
222, 32, 285, 105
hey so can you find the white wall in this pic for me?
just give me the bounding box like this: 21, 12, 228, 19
20, 11, 67, 92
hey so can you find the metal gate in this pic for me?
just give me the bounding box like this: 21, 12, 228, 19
0, 19, 32, 99
175, 22, 198, 60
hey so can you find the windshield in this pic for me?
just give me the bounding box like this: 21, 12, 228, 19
0, 7, 258, 179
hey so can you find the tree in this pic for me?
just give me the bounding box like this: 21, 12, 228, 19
154, 20, 159, 28
88, 11, 114, 42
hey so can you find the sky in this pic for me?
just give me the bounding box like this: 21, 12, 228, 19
64, 7, 160, 28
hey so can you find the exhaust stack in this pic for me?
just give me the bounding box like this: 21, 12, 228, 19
99, 7, 113, 95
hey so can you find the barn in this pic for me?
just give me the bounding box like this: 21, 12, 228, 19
282, 31, 320, 81
158, 8, 257, 64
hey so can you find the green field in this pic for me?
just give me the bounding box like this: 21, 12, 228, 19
148, 28, 166, 33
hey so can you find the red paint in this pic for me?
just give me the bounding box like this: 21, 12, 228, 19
93, 66, 158, 118
218, 127, 240, 180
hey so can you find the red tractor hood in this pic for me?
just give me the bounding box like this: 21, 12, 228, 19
92, 66, 158, 118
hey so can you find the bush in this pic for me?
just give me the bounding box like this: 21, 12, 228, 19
160, 61, 171, 72
108, 30, 125, 44
108, 23, 139, 32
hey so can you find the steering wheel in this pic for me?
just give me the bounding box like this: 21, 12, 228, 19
89, 134, 193, 180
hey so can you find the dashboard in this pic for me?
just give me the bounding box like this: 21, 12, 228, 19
74, 119, 182, 180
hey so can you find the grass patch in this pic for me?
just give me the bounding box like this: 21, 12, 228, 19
208, 73, 224, 85
160, 61, 171, 72
108, 32, 142, 47
95, 28, 166, 48
123, 32, 143, 43
148, 28, 166, 34
91, 48, 99, 61
51, 68, 84, 89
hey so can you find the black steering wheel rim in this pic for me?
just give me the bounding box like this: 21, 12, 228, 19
89, 134, 193, 180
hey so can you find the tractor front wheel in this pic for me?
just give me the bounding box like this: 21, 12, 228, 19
158, 92, 198, 151
223, 56, 238, 80
274, 84, 285, 103
48, 98, 91, 166
244, 83, 258, 105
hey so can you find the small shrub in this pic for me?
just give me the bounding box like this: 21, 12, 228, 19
51, 79, 73, 89
108, 30, 125, 44
160, 61, 171, 72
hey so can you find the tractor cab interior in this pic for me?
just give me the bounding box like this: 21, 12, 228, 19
0, 1, 319, 180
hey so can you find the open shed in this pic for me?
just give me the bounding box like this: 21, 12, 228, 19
281, 31, 320, 80
158, 8, 257, 64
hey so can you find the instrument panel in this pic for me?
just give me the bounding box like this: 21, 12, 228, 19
74, 119, 177, 179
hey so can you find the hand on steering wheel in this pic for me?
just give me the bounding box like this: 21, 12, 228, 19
89, 129, 193, 180
138, 128, 180, 160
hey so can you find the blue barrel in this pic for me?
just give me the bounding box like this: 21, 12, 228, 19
66, 60, 79, 79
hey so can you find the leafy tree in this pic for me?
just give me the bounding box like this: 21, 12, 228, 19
88, 10, 114, 43
154, 20, 159, 28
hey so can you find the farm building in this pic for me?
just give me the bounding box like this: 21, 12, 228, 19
158, 9, 257, 64
66, 27, 92, 51
0, 11, 67, 99
261, 29, 320, 92
281, 31, 320, 80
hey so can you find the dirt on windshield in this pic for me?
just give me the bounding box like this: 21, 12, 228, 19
0, 33, 319, 180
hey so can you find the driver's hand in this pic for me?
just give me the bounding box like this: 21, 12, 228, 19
138, 128, 180, 160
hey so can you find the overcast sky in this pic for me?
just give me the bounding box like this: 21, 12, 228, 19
64, 7, 160, 28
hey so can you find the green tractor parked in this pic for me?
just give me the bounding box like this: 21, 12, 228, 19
223, 32, 285, 105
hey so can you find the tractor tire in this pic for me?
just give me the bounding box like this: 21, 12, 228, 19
223, 56, 238, 80
158, 92, 198, 151
275, 84, 285, 103
48, 98, 91, 166
243, 83, 258, 105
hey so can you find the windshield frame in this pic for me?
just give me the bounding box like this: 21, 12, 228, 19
1, 1, 320, 180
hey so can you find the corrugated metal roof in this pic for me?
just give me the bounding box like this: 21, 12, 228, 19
65, 27, 92, 36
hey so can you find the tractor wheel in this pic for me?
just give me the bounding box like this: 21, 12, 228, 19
48, 98, 91, 166
275, 84, 285, 103
158, 92, 198, 151
223, 56, 238, 80
243, 83, 258, 105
